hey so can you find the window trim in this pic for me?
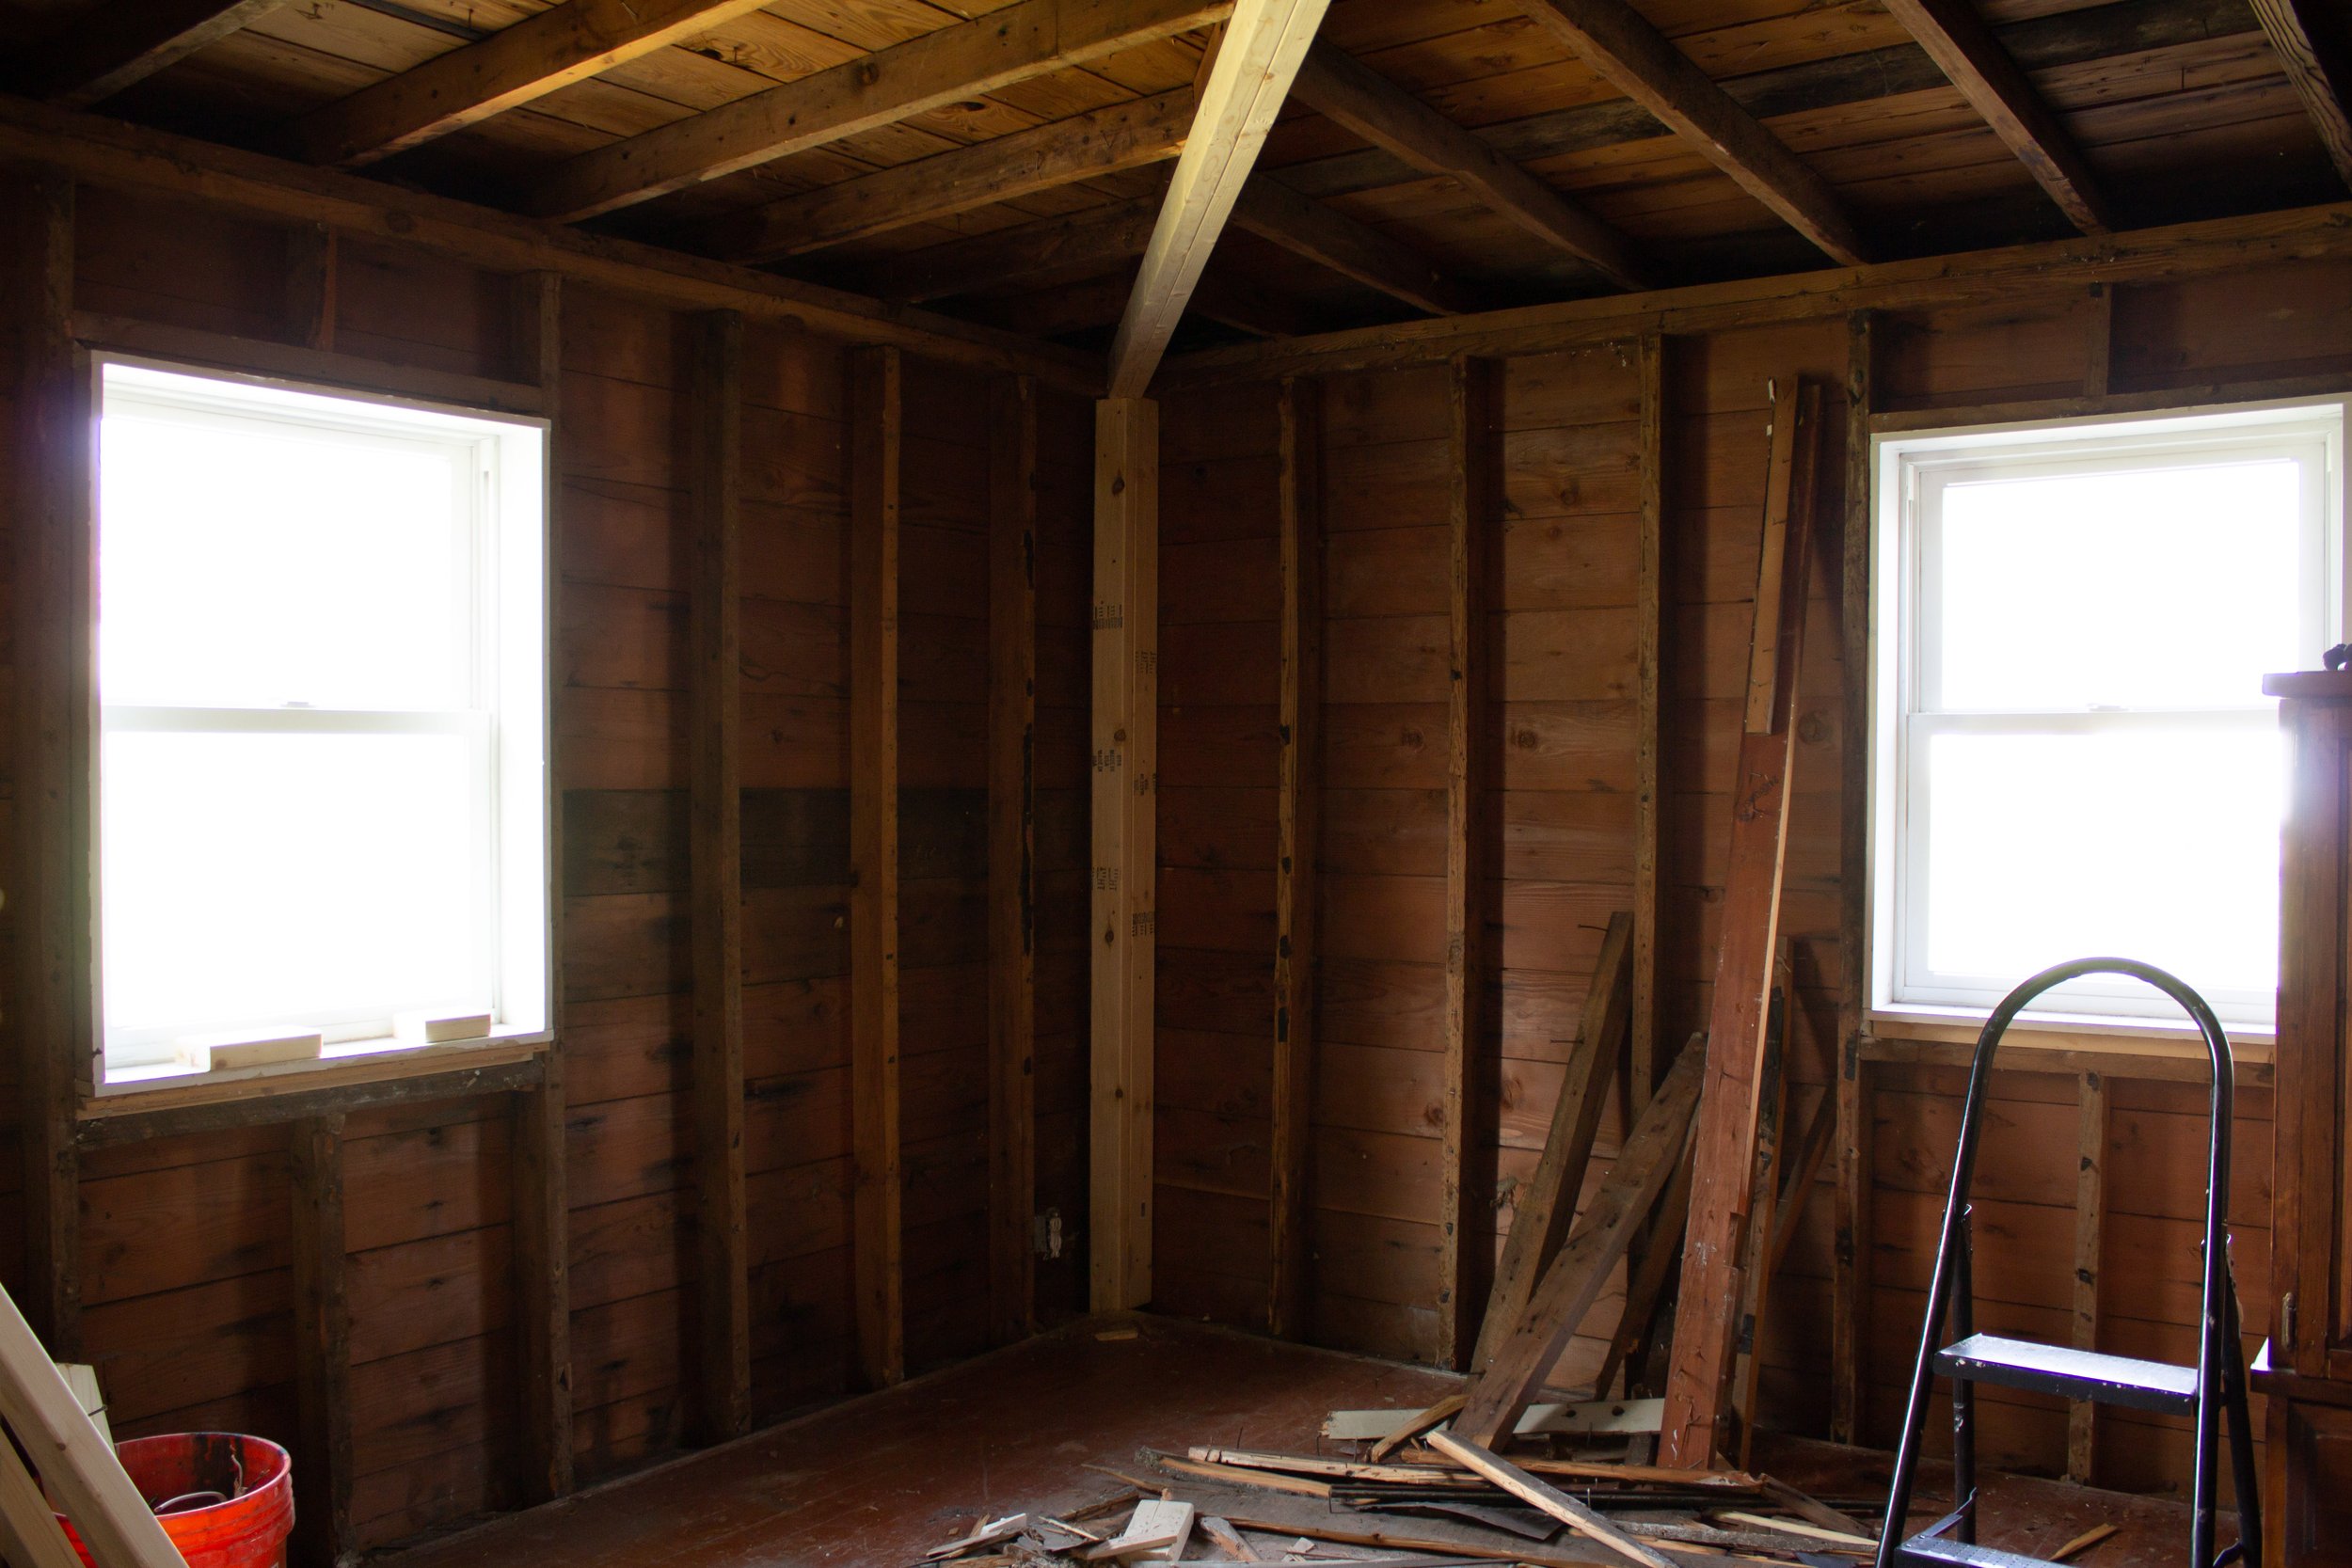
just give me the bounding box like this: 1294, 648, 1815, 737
85, 352, 556, 1100
1867, 393, 2351, 1042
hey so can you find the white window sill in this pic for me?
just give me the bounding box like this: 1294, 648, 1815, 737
83, 1025, 553, 1116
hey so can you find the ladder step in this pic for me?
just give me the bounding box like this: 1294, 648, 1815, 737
1934, 1333, 2199, 1413
1895, 1536, 2063, 1568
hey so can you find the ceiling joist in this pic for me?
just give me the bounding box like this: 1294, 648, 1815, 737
1881, 0, 2112, 233
1232, 179, 1477, 317
1108, 0, 1331, 394
2250, 0, 2352, 189
1516, 0, 1873, 267
850, 197, 1168, 303
289, 0, 776, 169
1290, 40, 1650, 293
699, 88, 1196, 263
528, 0, 1232, 222
8, 0, 292, 108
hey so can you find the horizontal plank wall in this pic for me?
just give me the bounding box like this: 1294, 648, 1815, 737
0, 170, 1092, 1555
1149, 248, 2336, 1497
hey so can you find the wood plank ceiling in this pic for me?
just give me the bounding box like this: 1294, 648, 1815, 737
2, 0, 2346, 356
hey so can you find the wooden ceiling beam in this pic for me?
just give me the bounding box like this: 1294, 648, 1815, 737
1232, 178, 1478, 316
288, 0, 776, 169
2250, 0, 2352, 189
1108, 0, 1332, 394
1289, 40, 1649, 292
8, 0, 292, 108
1881, 0, 2112, 232
848, 197, 1167, 303
1516, 0, 1873, 266
698, 89, 1195, 264
528, 0, 1231, 222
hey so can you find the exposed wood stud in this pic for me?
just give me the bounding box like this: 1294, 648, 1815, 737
2084, 283, 2113, 399
1516, 0, 1871, 266
1832, 311, 1877, 1448
1268, 374, 1325, 1340
290, 1115, 353, 1568
12, 166, 87, 1358
2251, 0, 2352, 189
528, 0, 1232, 222
1880, 0, 2113, 233
289, 0, 777, 168
6, 0, 293, 108
1659, 378, 1827, 1468
689, 309, 750, 1438
850, 343, 906, 1387
989, 373, 1041, 1348
1290, 42, 1648, 292
1232, 180, 1476, 318
1633, 332, 1663, 1107
1090, 394, 1159, 1312
511, 1057, 573, 1503
2068, 1069, 2109, 1484
704, 90, 1197, 264
284, 223, 338, 351
1437, 354, 1500, 1370
1107, 0, 1331, 397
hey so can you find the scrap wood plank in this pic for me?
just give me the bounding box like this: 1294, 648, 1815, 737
927, 1514, 1030, 1559
1147, 1453, 1330, 1497
1593, 1126, 1695, 1400
1368, 1391, 1465, 1461
1454, 1043, 1706, 1449
1422, 1431, 1677, 1568
1104, 1499, 1195, 1564
1656, 376, 1829, 1470
1326, 1398, 1662, 1443
1197, 1517, 1262, 1561
1470, 911, 1632, 1378
1729, 948, 1792, 1469
0, 1281, 183, 1568
0, 1430, 80, 1568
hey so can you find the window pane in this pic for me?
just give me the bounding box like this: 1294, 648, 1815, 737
1933, 459, 2304, 712
100, 404, 472, 709
1916, 725, 2284, 1000
103, 730, 485, 1039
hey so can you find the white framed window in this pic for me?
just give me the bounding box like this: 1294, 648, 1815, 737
1870, 399, 2347, 1033
95, 358, 551, 1085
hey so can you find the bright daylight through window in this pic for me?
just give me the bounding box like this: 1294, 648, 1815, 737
97, 360, 550, 1085
1872, 402, 2345, 1032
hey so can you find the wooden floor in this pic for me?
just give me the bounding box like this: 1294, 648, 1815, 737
385, 1316, 2224, 1568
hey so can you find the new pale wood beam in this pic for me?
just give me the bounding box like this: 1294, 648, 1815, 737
1108, 0, 1331, 394
8, 0, 289, 107
1516, 0, 1873, 266
1881, 0, 2111, 232
2251, 0, 2352, 189
1233, 177, 1477, 315
530, 0, 1232, 221
289, 0, 774, 168
701, 88, 1195, 264
1289, 40, 1649, 291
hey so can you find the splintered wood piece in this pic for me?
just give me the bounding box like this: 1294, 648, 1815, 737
1422, 1431, 1677, 1568
1715, 1512, 1876, 1548
1103, 1499, 1195, 1565
1199, 1517, 1263, 1562
1470, 911, 1631, 1377
2052, 1522, 2119, 1561
1658, 376, 1829, 1469
927, 1514, 1031, 1560
1149, 1454, 1330, 1497
1757, 1478, 1876, 1543
1369, 1392, 1466, 1462
1454, 1043, 1705, 1449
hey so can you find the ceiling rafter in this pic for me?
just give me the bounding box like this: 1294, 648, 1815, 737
1232, 179, 1477, 317
288, 0, 777, 169
1108, 0, 1331, 394
697, 89, 1196, 264
526, 0, 1232, 223
848, 198, 1168, 303
1289, 40, 1650, 293
2250, 0, 2352, 189
1515, 0, 1873, 266
1881, 0, 2112, 233
7, 0, 293, 108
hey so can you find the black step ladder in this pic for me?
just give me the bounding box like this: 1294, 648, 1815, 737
1874, 958, 2262, 1568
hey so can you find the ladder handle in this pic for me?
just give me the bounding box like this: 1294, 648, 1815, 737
1874, 958, 2240, 1568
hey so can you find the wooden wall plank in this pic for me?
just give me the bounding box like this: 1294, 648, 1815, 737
284, 222, 336, 351
689, 309, 750, 1439
1632, 333, 1663, 1105
12, 165, 87, 1356
291, 1115, 353, 1568
988, 373, 1040, 1347
1268, 375, 1324, 1340
1091, 395, 1159, 1312
850, 343, 905, 1387
511, 1062, 572, 1503
1832, 312, 1876, 1447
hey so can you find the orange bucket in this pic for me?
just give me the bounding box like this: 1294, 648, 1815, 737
56, 1433, 295, 1568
